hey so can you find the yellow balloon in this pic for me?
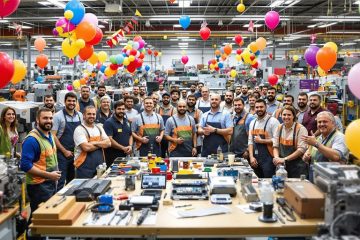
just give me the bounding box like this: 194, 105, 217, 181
249, 42, 258, 53
237, 3, 245, 13
11, 60, 27, 84
104, 67, 113, 77
235, 54, 242, 62
123, 57, 130, 66
317, 66, 327, 77
324, 42, 338, 53
209, 63, 215, 69
98, 51, 108, 63
242, 49, 252, 64
134, 79, 139, 84
256, 37, 267, 51
293, 55, 299, 62
88, 53, 98, 65
64, 10, 73, 20
345, 119, 360, 159
158, 52, 162, 57
129, 55, 135, 62
230, 69, 237, 78
76, 39, 85, 49
62, 38, 80, 59
73, 80, 80, 89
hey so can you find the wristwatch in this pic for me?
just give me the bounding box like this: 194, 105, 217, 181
314, 142, 320, 148
284, 157, 288, 162
214, 128, 218, 133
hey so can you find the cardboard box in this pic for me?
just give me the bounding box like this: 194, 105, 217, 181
283, 181, 325, 219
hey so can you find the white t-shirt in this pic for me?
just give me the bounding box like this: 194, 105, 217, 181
73, 124, 109, 160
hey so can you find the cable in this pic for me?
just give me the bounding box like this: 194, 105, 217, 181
329, 211, 360, 237
90, 203, 115, 214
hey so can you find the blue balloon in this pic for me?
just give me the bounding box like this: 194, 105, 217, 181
100, 65, 106, 73
218, 62, 224, 69
145, 65, 150, 71
36, 76, 43, 83
179, 15, 191, 30
255, 50, 260, 56
65, 0, 85, 25
116, 55, 124, 64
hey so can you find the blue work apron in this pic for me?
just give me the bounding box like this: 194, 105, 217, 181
201, 113, 228, 157
197, 101, 211, 113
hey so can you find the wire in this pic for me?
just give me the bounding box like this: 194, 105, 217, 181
90, 203, 115, 214
329, 211, 360, 237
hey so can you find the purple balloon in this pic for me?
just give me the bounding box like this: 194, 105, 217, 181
52, 28, 59, 36
304, 45, 320, 68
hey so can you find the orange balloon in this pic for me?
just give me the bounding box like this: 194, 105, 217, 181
80, 78, 87, 85
214, 49, 221, 56
221, 54, 227, 61
88, 53, 98, 65
34, 37, 46, 52
224, 44, 232, 55
316, 47, 337, 72
79, 44, 94, 60
75, 21, 96, 42
36, 54, 48, 69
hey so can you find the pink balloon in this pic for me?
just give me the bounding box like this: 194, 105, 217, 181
56, 17, 75, 33
0, 0, 20, 18
68, 59, 74, 64
348, 62, 360, 99
138, 40, 145, 49
66, 85, 73, 91
81, 13, 98, 27
265, 10, 280, 31
181, 55, 189, 64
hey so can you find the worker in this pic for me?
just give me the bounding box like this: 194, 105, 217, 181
103, 101, 132, 167
296, 92, 309, 124
273, 94, 295, 123
151, 93, 160, 113
52, 92, 82, 189
165, 100, 197, 157
132, 86, 142, 112
180, 89, 188, 101
187, 94, 203, 155
95, 96, 112, 125
220, 91, 234, 114
198, 94, 233, 157
260, 85, 268, 100
239, 85, 250, 104
76, 86, 95, 113
124, 96, 139, 123
302, 111, 349, 181
189, 84, 197, 96
266, 87, 281, 115
157, 92, 175, 157
170, 89, 180, 108
73, 106, 111, 178
230, 98, 255, 159
0, 107, 19, 158
92, 85, 107, 110
273, 106, 308, 178
132, 97, 165, 156
194, 82, 204, 99
43, 95, 61, 113
248, 99, 280, 178
20, 108, 61, 220
302, 94, 325, 135
247, 94, 257, 115
196, 86, 211, 113
139, 86, 147, 102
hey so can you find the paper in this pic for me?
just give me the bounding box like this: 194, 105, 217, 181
236, 204, 256, 214
176, 206, 230, 218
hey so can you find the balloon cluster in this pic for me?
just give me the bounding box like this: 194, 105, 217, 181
34, 37, 49, 69
53, 0, 103, 61
237, 37, 267, 69
0, 52, 27, 89
304, 42, 338, 76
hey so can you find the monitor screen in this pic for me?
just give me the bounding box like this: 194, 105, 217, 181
141, 174, 166, 189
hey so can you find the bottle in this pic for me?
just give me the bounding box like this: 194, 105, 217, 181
275, 165, 288, 193
217, 146, 223, 161
259, 181, 274, 204
276, 165, 288, 179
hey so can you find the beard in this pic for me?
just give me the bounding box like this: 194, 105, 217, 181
162, 100, 170, 105
310, 103, 319, 110
98, 93, 105, 97
256, 110, 266, 117
38, 122, 53, 131
178, 109, 186, 115
297, 102, 306, 108
116, 112, 124, 119
45, 103, 54, 109
225, 98, 233, 104
187, 102, 195, 108
267, 95, 275, 102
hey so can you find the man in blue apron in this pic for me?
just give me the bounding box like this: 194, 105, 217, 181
76, 86, 95, 113
230, 98, 255, 159
196, 87, 211, 113
74, 106, 111, 178
157, 92, 175, 157
103, 101, 133, 167
198, 94, 233, 157
52, 92, 82, 189
132, 97, 165, 156
187, 94, 203, 155
165, 101, 197, 157
248, 99, 280, 178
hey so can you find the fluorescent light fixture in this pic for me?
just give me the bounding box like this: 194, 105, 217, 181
279, 42, 291, 46
307, 24, 317, 28
9, 25, 32, 29
318, 22, 337, 28
0, 20, 9, 23
38, 1, 51, 6
0, 43, 12, 46
311, 17, 360, 22
354, 39, 360, 42
173, 24, 181, 28
177, 36, 189, 39
243, 24, 263, 28
340, 42, 356, 46
270, 0, 282, 7
178, 42, 189, 45
328, 30, 360, 34
47, 0, 66, 8
179, 0, 192, 8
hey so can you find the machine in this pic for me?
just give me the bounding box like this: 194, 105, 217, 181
313, 162, 360, 240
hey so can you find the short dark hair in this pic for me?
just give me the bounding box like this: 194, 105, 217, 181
124, 95, 134, 102
187, 94, 196, 100
233, 97, 245, 105
81, 85, 90, 91
267, 87, 276, 92
310, 94, 321, 101
170, 89, 180, 96
284, 94, 294, 102
114, 100, 125, 109
255, 98, 267, 106
261, 86, 268, 90
36, 107, 53, 119
248, 94, 256, 99
98, 85, 106, 90
44, 95, 53, 100
252, 92, 260, 99
298, 92, 308, 99
64, 92, 77, 102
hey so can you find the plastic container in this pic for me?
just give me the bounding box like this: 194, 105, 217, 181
259, 181, 274, 203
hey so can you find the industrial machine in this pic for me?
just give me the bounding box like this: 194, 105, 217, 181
313, 162, 360, 240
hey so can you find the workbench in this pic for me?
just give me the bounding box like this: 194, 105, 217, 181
0, 206, 19, 240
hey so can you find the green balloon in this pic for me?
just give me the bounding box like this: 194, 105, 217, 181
110, 55, 117, 64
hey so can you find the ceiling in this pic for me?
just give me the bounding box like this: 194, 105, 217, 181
0, 0, 360, 52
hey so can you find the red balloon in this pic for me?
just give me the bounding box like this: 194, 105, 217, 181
250, 55, 255, 61
133, 36, 142, 42
147, 49, 152, 55
199, 27, 211, 41
268, 74, 278, 86
136, 59, 143, 68
252, 62, 259, 69
0, 52, 14, 89
211, 59, 216, 65
215, 66, 219, 71
242, 70, 247, 75
130, 49, 137, 56
87, 27, 103, 45
269, 53, 273, 60
234, 34, 243, 45
139, 53, 145, 59
0, 0, 20, 18
36, 54, 48, 69
110, 64, 119, 71
236, 49, 242, 55
127, 63, 136, 73
154, 50, 159, 57
79, 44, 94, 60
181, 55, 189, 64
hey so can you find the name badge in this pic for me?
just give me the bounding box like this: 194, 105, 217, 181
118, 129, 123, 133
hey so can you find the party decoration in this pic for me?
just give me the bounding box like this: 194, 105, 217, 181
269, 53, 273, 60
224, 44, 232, 55
304, 45, 319, 68
88, 53, 98, 65
64, 0, 85, 25
234, 35, 243, 46
316, 47, 337, 72
98, 51, 108, 63
268, 74, 278, 86
237, 0, 245, 13
181, 55, 189, 64
0, 0, 20, 18
73, 80, 81, 89
66, 85, 73, 91
75, 21, 96, 42
11, 60, 26, 84
76, 39, 85, 49
324, 41, 338, 53
62, 38, 80, 59
179, 15, 191, 30
292, 55, 299, 62
82, 13, 98, 27
230, 70, 237, 78
0, 52, 15, 88
348, 62, 360, 99
55, 17, 75, 37
249, 42, 258, 53
79, 45, 94, 60
36, 76, 44, 83
87, 27, 103, 45
36, 54, 49, 69
64, 10, 73, 20
34, 38, 46, 53
345, 119, 360, 159
317, 66, 327, 77
256, 37, 267, 51
264, 10, 280, 31
199, 27, 211, 41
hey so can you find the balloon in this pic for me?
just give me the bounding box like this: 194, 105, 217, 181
88, 53, 98, 65
76, 21, 96, 42
68, 59, 74, 65
221, 54, 227, 61
179, 15, 191, 30
52, 28, 59, 36
36, 76, 44, 83
269, 53, 273, 60
304, 45, 320, 68
139, 52, 145, 59
234, 35, 243, 45
115, 55, 124, 64
67, 85, 73, 91
264, 10, 280, 31
130, 49, 137, 56
34, 38, 46, 52
80, 78, 87, 85
236, 49, 242, 55
249, 42, 258, 53
316, 47, 337, 72
230, 69, 237, 78
62, 38, 80, 59
0, 0, 20, 18
236, 54, 242, 62
145, 65, 150, 71
237, 3, 245, 13
348, 62, 360, 99
293, 55, 299, 62
109, 55, 117, 64
73, 80, 81, 89
11, 60, 26, 84
79, 44, 94, 60
55, 17, 76, 35
82, 13, 98, 27
317, 66, 327, 77
98, 51, 108, 63
86, 27, 103, 46
268, 74, 278, 86
218, 62, 224, 69
36, 54, 48, 69
215, 49, 221, 56
181, 55, 189, 64
123, 57, 130, 66
154, 51, 159, 57
324, 42, 338, 53
129, 55, 135, 62
252, 62, 259, 69
65, 0, 85, 25
224, 44, 232, 55
76, 39, 85, 49
345, 119, 360, 159
199, 27, 211, 41
100, 65, 106, 73
64, 10, 74, 20
256, 37, 267, 51
0, 52, 14, 88
138, 40, 145, 49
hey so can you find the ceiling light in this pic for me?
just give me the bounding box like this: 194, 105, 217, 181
279, 42, 291, 46
218, 20, 223, 26
328, 30, 360, 34
47, 0, 66, 8
0, 20, 9, 23
9, 25, 32, 29
354, 39, 360, 42
177, 36, 189, 39
270, 0, 283, 7
307, 24, 317, 28
318, 22, 337, 28
243, 24, 263, 28
179, 0, 192, 8
355, 0, 360, 4
173, 24, 181, 28
38, 1, 51, 6
340, 42, 356, 46
178, 43, 189, 45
